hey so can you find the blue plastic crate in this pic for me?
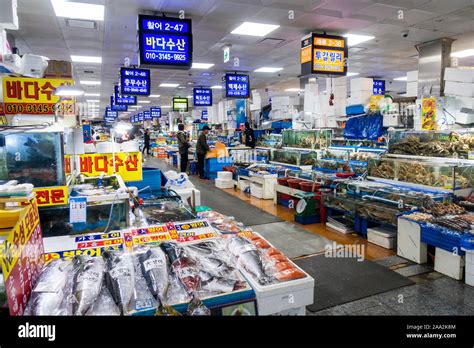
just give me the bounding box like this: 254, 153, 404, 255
346, 104, 365, 115
294, 215, 320, 225
127, 168, 162, 191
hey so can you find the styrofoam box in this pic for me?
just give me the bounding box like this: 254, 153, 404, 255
397, 217, 427, 264
445, 81, 474, 97
455, 96, 474, 110
383, 114, 401, 127
217, 171, 233, 181
348, 96, 370, 105
333, 85, 347, 97
215, 179, 234, 189
350, 90, 372, 98
434, 247, 464, 280
350, 77, 373, 91
368, 227, 397, 250
407, 70, 418, 82
406, 82, 418, 97
239, 180, 251, 193
250, 182, 264, 199
241, 232, 314, 315
445, 67, 474, 83
466, 271, 474, 287
326, 77, 347, 89
455, 110, 474, 124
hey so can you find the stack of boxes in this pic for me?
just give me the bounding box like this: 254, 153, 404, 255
348, 77, 373, 105
406, 70, 418, 97
325, 77, 347, 127
444, 67, 474, 124
215, 171, 234, 189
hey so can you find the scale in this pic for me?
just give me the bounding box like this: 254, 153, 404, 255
294, 192, 320, 224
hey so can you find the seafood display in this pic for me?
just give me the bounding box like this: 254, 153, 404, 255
103, 250, 135, 314
137, 246, 169, 302
428, 217, 472, 232
137, 200, 196, 225
72, 256, 105, 316
370, 161, 395, 179
282, 129, 332, 150
270, 148, 317, 166
402, 212, 433, 222
420, 201, 466, 217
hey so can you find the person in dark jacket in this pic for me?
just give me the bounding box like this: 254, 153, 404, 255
142, 129, 151, 155
196, 125, 210, 179
176, 123, 190, 173
244, 122, 255, 148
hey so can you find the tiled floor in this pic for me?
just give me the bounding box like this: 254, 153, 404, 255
147, 157, 474, 316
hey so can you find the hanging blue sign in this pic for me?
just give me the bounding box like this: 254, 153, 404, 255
224, 73, 250, 98
114, 85, 137, 105
373, 80, 385, 95
151, 107, 161, 118
138, 15, 193, 69
201, 109, 208, 121
193, 87, 212, 106
120, 67, 151, 96
110, 96, 128, 112
105, 107, 118, 119
144, 111, 152, 121
133, 115, 139, 123
138, 113, 145, 122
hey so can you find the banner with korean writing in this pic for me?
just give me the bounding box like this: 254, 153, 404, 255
0, 199, 45, 316
421, 97, 437, 130
2, 77, 75, 115
76, 152, 142, 181
301, 33, 348, 77
34, 186, 68, 207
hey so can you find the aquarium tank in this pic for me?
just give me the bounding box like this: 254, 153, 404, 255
0, 132, 65, 187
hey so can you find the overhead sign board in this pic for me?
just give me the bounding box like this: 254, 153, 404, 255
301, 33, 348, 76
173, 97, 188, 112
105, 107, 118, 119
201, 109, 208, 121
138, 15, 193, 69
110, 96, 128, 112
150, 107, 161, 118
144, 111, 152, 120
193, 87, 212, 106
120, 67, 151, 96
373, 80, 385, 95
224, 73, 250, 98
114, 85, 137, 105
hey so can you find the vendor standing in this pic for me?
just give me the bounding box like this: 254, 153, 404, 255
142, 129, 151, 155
244, 122, 255, 149
177, 123, 190, 173
196, 125, 210, 179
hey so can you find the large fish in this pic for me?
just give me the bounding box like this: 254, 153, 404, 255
85, 285, 120, 316
72, 256, 105, 316
103, 250, 134, 314
160, 243, 200, 294
29, 260, 71, 316
227, 236, 271, 285
137, 246, 169, 302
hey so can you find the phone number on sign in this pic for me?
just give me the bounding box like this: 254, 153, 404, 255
5, 103, 75, 115
145, 52, 187, 61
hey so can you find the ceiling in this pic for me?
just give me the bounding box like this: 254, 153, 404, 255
9, 0, 474, 119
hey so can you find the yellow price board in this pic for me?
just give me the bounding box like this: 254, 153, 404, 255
2, 77, 75, 115
33, 186, 68, 206
313, 48, 345, 73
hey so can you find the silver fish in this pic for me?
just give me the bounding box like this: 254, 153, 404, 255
138, 246, 169, 302
201, 277, 246, 294
103, 250, 134, 314
73, 256, 105, 316
227, 236, 270, 285
29, 260, 71, 316
85, 285, 120, 316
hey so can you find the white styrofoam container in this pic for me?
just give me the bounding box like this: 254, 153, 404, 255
407, 70, 418, 82
445, 81, 474, 97
350, 77, 373, 91
239, 180, 251, 193
250, 182, 264, 199
455, 96, 474, 110
215, 179, 234, 189
455, 110, 474, 124
240, 232, 314, 316
383, 114, 401, 127
465, 271, 474, 287
333, 85, 347, 97
444, 67, 474, 83
367, 227, 397, 250
397, 217, 427, 264
217, 171, 233, 181
406, 82, 418, 97
434, 247, 464, 280
348, 96, 370, 105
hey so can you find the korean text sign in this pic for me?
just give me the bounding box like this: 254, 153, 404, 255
75, 152, 143, 181
0, 199, 45, 315
114, 85, 137, 105
225, 73, 250, 98
301, 33, 348, 76
34, 186, 68, 207
120, 67, 151, 96
201, 109, 208, 121
138, 15, 193, 69
173, 97, 188, 111
150, 107, 161, 118
110, 96, 128, 112
144, 111, 152, 121
193, 87, 212, 106
373, 80, 385, 95
2, 77, 75, 115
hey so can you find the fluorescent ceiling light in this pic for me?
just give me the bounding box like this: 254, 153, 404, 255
87, 100, 100, 103
344, 34, 375, 46
451, 49, 474, 58
51, 0, 105, 21
160, 83, 180, 87
231, 22, 279, 37
71, 55, 102, 64
255, 67, 283, 73
80, 80, 101, 85
192, 63, 215, 69
285, 88, 302, 92
394, 76, 407, 81
138, 100, 151, 104
149, 94, 161, 98
162, 105, 171, 108
211, 85, 222, 89
84, 93, 100, 97
346, 72, 359, 76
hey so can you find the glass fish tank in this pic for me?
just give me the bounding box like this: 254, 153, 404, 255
0, 132, 65, 187
270, 149, 317, 166
282, 129, 332, 149
138, 199, 196, 226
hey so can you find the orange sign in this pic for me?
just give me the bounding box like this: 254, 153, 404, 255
2, 77, 75, 115
33, 186, 68, 206
300, 46, 312, 64
314, 36, 345, 48
313, 48, 345, 73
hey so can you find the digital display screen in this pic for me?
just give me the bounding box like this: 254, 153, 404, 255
173, 97, 188, 112
193, 88, 212, 106
150, 107, 161, 118
114, 85, 137, 105
373, 80, 385, 95
120, 68, 151, 96
224, 73, 250, 98
138, 15, 192, 69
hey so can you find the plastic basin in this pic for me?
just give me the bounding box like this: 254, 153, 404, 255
287, 179, 303, 189
277, 177, 291, 186
299, 181, 321, 193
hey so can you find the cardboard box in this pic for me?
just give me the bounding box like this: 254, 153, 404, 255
444, 67, 474, 83
44, 60, 73, 78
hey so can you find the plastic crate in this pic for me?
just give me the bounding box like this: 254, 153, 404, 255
294, 215, 320, 224
346, 104, 365, 115
238, 168, 250, 177
127, 168, 162, 191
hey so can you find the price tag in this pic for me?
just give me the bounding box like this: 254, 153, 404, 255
69, 197, 87, 224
